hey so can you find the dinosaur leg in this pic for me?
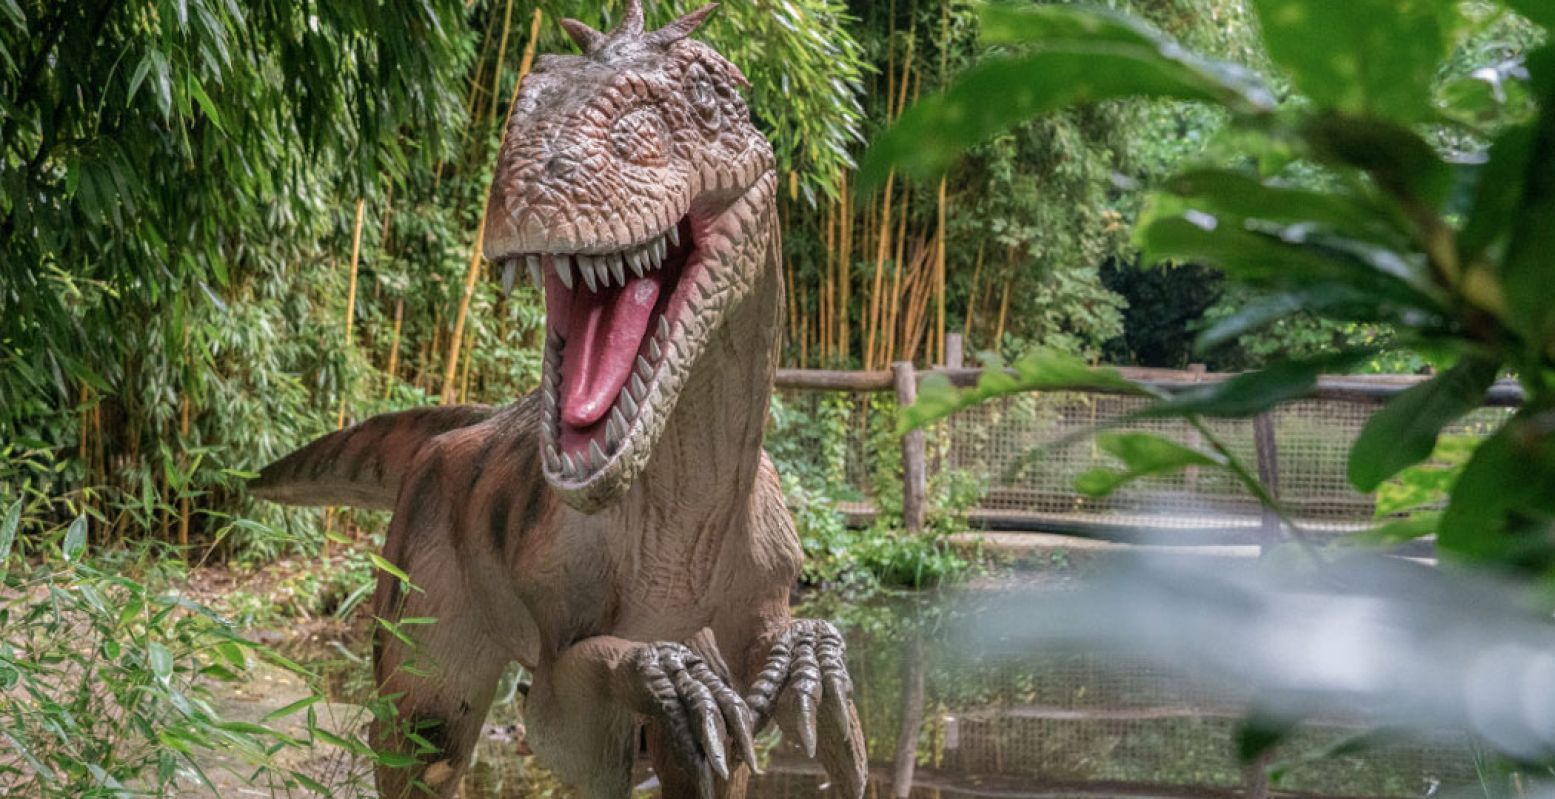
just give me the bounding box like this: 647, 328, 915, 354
370, 575, 507, 799
746, 619, 868, 798
527, 635, 758, 799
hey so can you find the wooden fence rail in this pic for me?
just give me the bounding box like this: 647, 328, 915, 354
773, 334, 1524, 537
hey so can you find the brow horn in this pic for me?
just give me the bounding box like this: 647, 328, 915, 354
644, 3, 718, 48
560, 17, 606, 52
621, 0, 645, 37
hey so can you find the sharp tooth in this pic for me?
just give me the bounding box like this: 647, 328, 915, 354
648, 243, 662, 270
649, 339, 662, 361
618, 387, 638, 418
631, 374, 647, 399
561, 452, 576, 477
658, 316, 670, 339
609, 253, 626, 285
579, 256, 598, 292
636, 355, 652, 379
542, 448, 559, 472
501, 259, 518, 297
667, 226, 680, 247
655, 237, 667, 262
627, 250, 645, 278
610, 407, 628, 439
606, 414, 623, 447
588, 439, 607, 470
527, 254, 543, 286
595, 258, 612, 288
555, 254, 574, 290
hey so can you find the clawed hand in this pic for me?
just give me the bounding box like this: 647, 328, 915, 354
632, 621, 864, 798
633, 641, 759, 796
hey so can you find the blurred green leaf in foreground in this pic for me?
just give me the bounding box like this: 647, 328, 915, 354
876, 0, 1555, 576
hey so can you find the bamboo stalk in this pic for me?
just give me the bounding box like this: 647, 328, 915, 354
338, 197, 366, 429
863, 170, 894, 372
459, 323, 477, 403
801, 286, 810, 367
963, 242, 985, 341
838, 172, 851, 362
822, 197, 836, 363
994, 272, 1013, 351
934, 176, 947, 365
442, 9, 542, 404
786, 258, 799, 356
178, 396, 191, 550
883, 189, 911, 366
886, 0, 897, 123
380, 181, 395, 245
383, 298, 405, 400
488, 0, 517, 125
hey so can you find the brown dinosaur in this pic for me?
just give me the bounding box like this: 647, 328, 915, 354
250, 4, 868, 797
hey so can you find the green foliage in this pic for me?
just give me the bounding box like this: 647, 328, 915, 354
876, 0, 1555, 582
0, 514, 317, 796
771, 393, 972, 590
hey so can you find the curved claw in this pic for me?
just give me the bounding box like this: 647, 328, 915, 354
747, 619, 867, 799
789, 635, 821, 757
686, 653, 761, 772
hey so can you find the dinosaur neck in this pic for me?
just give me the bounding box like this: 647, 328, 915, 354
632, 211, 782, 520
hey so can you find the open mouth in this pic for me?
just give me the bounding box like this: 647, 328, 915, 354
497, 216, 698, 481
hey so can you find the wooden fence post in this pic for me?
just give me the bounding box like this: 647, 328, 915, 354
1252, 411, 1281, 552
944, 332, 964, 369
894, 361, 927, 533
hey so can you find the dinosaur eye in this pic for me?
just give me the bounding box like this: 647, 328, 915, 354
610, 107, 668, 166
684, 64, 720, 128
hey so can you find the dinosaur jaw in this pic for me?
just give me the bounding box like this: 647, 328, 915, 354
522, 179, 767, 512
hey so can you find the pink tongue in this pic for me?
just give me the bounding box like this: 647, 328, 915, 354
559, 272, 661, 428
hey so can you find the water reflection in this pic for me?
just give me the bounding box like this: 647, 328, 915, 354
451, 566, 1475, 798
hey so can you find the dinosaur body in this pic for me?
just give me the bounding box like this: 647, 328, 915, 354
251, 5, 866, 797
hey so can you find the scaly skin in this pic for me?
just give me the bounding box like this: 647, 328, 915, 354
251, 4, 866, 797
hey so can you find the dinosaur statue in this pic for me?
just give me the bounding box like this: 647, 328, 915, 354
250, 3, 868, 797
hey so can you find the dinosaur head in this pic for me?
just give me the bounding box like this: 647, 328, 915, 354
483, 1, 776, 512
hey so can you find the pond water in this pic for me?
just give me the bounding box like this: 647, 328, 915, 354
244, 567, 1478, 798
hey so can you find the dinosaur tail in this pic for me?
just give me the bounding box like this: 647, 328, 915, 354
249, 405, 496, 510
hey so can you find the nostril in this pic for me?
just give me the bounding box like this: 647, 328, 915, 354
545, 157, 576, 178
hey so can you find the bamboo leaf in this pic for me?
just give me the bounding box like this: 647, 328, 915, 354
62, 514, 87, 562
0, 499, 19, 568
263, 694, 324, 722
369, 552, 414, 588
148, 642, 174, 682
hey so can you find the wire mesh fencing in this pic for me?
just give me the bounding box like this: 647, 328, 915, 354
770, 367, 1515, 542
